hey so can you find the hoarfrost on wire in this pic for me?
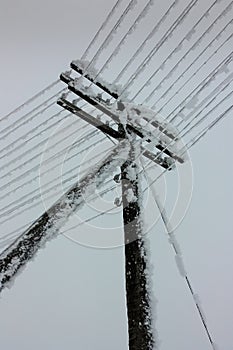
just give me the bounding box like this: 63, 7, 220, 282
0, 141, 130, 292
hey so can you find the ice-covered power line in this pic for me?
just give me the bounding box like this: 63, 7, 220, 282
0, 140, 111, 217
121, 0, 198, 96
0, 110, 67, 161
0, 101, 90, 162
185, 103, 233, 150
0, 87, 67, 139
93, 0, 155, 79
0, 167, 115, 225
151, 14, 233, 108
86, 0, 137, 70
134, 0, 223, 102
168, 51, 233, 121
0, 79, 60, 124
178, 76, 233, 136
153, 31, 233, 113
0, 0, 123, 127
146, 174, 217, 350
0, 127, 99, 192
113, 0, 178, 83
0, 130, 106, 202
0, 117, 93, 177
81, 0, 124, 60
142, 104, 232, 193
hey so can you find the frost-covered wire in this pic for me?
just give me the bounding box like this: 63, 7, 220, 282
0, 139, 110, 215
0, 87, 67, 139
179, 76, 233, 137
167, 51, 233, 122
61, 205, 116, 234
0, 176, 117, 226
0, 101, 89, 163
0, 99, 86, 157
0, 130, 106, 202
94, 0, 155, 78
0, 127, 99, 192
144, 165, 217, 350
140, 83, 233, 177
0, 110, 68, 161
0, 116, 80, 174
81, 0, 124, 60
151, 13, 233, 109
0, 115, 92, 177
158, 39, 233, 118
134, 0, 221, 102
0, 79, 60, 124
142, 104, 232, 194
185, 104, 233, 151
114, 0, 178, 83
84, 0, 137, 70
0, 202, 117, 249
121, 0, 198, 96
0, 221, 34, 245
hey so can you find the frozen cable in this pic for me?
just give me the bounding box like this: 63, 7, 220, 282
94, 0, 155, 79
151, 13, 233, 109
136, 0, 221, 103
114, 0, 178, 83
0, 138, 110, 215
0, 127, 98, 191
0, 87, 67, 139
121, 0, 198, 96
145, 166, 217, 350
81, 0, 124, 60
0, 131, 107, 202
0, 79, 60, 123
87, 0, 137, 69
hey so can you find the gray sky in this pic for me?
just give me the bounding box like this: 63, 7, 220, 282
0, 1, 233, 349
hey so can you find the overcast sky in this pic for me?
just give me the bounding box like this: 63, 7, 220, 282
0, 1, 233, 349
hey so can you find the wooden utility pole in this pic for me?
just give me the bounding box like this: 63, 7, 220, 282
121, 144, 154, 349
0, 61, 184, 349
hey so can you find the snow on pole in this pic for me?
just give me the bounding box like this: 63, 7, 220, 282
0, 140, 130, 294
121, 140, 156, 350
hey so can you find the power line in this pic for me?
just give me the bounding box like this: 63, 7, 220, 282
133, 0, 222, 102
0, 127, 98, 192
0, 176, 118, 227
0, 140, 112, 216
145, 166, 217, 350
151, 14, 233, 109
113, 0, 178, 83
0, 0, 124, 128
121, 0, 198, 96
81, 0, 124, 60
0, 79, 60, 123
93, 0, 155, 79
0, 116, 92, 178
86, 0, 137, 69
168, 52, 233, 122
0, 130, 105, 202
0, 89, 65, 139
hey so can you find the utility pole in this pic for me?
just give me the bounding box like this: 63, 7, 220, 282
121, 143, 154, 349
57, 61, 184, 349
0, 61, 184, 349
